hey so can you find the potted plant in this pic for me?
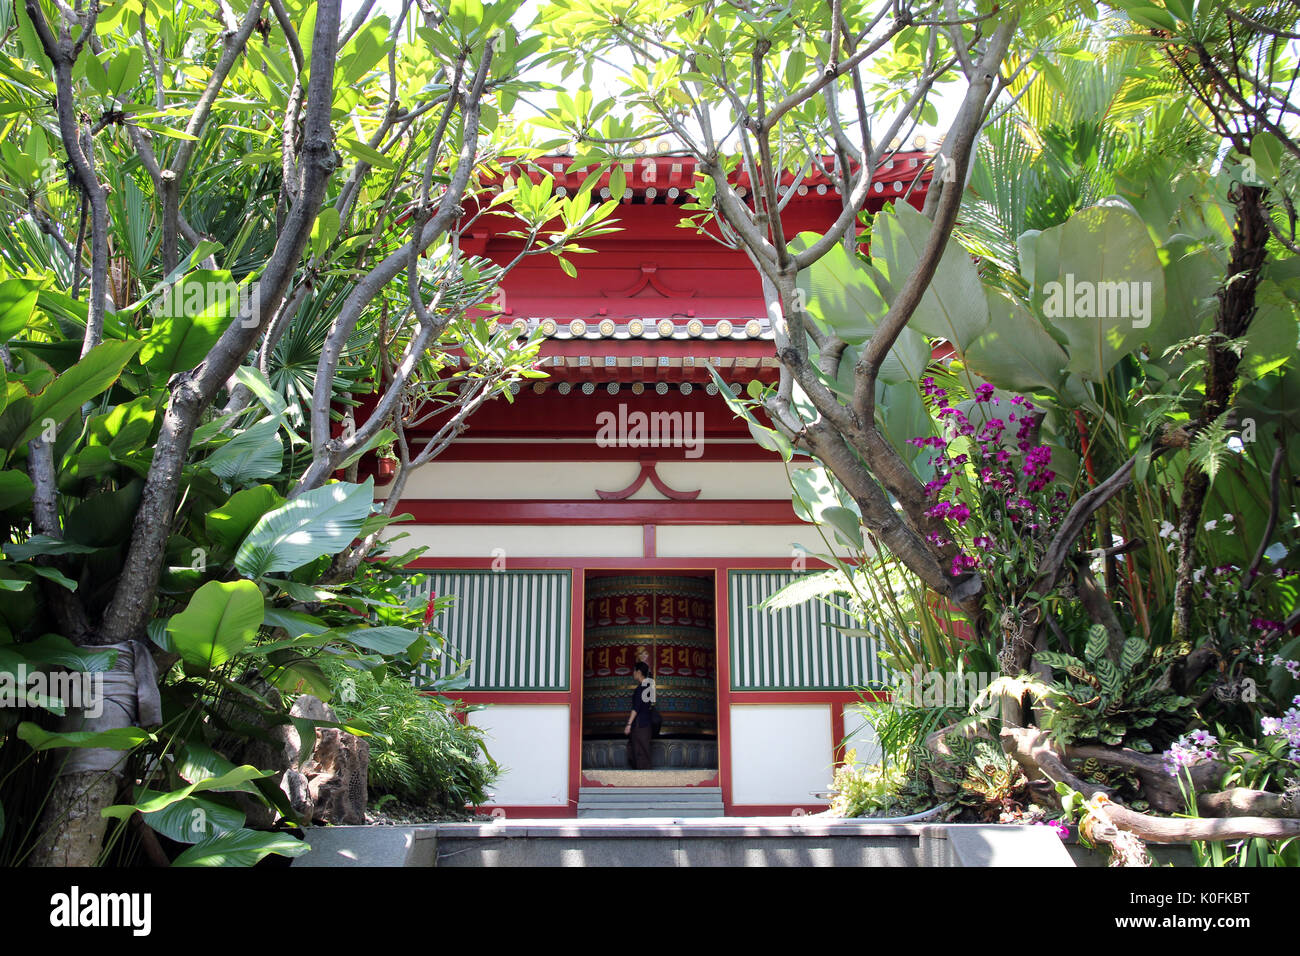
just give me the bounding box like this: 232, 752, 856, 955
376, 443, 398, 481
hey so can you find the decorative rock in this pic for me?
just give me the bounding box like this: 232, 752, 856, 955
304, 728, 370, 825
281, 768, 315, 822
289, 695, 338, 725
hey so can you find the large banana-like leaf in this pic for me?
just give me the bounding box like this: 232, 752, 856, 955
234, 479, 375, 578
168, 579, 265, 672
869, 200, 990, 352
963, 288, 1068, 394
1031, 200, 1166, 383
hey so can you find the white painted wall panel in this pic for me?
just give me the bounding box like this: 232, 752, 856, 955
841, 703, 883, 766
656, 524, 827, 558
382, 459, 810, 501
468, 704, 570, 807
729, 704, 834, 805
390, 524, 642, 557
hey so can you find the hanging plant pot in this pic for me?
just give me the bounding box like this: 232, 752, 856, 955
377, 457, 396, 480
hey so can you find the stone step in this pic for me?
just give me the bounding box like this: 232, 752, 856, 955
579, 787, 721, 798
576, 807, 724, 818
578, 786, 723, 818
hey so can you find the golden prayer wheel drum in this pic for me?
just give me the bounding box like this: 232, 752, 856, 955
582, 574, 716, 737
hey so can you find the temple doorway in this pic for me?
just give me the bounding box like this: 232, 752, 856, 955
580, 571, 719, 776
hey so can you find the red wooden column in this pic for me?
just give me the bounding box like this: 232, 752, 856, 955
713, 564, 734, 813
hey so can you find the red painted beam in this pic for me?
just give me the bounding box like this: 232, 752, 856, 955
385, 498, 800, 525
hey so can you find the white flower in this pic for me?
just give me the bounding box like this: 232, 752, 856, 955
1159, 520, 1176, 539
1203, 519, 1217, 531
1223, 513, 1234, 523
1265, 542, 1288, 563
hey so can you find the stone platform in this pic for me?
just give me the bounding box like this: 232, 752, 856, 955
293, 819, 1122, 867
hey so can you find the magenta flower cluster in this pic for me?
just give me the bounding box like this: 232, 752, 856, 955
1261, 697, 1300, 762
1163, 729, 1219, 774
910, 378, 1065, 576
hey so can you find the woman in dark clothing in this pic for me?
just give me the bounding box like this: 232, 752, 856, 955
623, 661, 655, 769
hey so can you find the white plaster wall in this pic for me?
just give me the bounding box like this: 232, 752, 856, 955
467, 704, 570, 807
841, 703, 883, 766
729, 704, 834, 805
390, 524, 643, 557
655, 524, 826, 558
382, 458, 810, 501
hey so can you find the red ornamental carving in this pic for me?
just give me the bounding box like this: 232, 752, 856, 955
596, 460, 701, 501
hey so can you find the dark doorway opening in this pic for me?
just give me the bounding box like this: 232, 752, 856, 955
580, 571, 718, 772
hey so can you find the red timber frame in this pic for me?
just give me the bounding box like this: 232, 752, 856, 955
410, 553, 887, 818
384, 155, 925, 817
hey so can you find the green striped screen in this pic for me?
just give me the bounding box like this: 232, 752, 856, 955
409, 570, 572, 691
727, 570, 888, 691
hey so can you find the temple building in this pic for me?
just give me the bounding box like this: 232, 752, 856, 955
385, 153, 933, 816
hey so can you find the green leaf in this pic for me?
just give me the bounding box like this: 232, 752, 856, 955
16, 339, 141, 448
175, 743, 265, 795
234, 479, 375, 578
205, 484, 285, 553
796, 238, 930, 383
171, 827, 309, 867
336, 625, 421, 655
1125, 5, 1178, 31
1250, 132, 1282, 183
1033, 202, 1166, 383
65, 480, 143, 547
0, 469, 34, 510
102, 766, 269, 824
86, 395, 158, 456
870, 201, 990, 351
758, 569, 852, 611
1, 634, 117, 671
1084, 624, 1109, 665
139, 271, 242, 377
339, 137, 397, 171
820, 505, 863, 549
261, 606, 330, 637
0, 278, 39, 340
138, 792, 245, 844
964, 290, 1068, 394
167, 579, 265, 672
17, 722, 154, 751
25, 564, 77, 591
1237, 280, 1297, 380
231, 366, 288, 419
311, 206, 340, 257
1120, 637, 1148, 674
205, 417, 284, 485
2, 535, 101, 560
790, 464, 859, 524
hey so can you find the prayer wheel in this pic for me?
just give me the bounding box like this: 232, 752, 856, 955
582, 574, 717, 737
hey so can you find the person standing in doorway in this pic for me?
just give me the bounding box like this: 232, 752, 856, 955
623, 661, 655, 769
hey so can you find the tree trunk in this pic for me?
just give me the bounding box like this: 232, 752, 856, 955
27, 772, 119, 867
1172, 184, 1269, 641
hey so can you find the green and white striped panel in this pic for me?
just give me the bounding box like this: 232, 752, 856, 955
410, 570, 571, 691
728, 570, 887, 691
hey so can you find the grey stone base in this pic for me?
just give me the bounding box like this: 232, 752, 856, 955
292, 819, 1201, 868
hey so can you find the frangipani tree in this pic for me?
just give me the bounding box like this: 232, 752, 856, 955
0, 0, 615, 865
536, 0, 1300, 854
